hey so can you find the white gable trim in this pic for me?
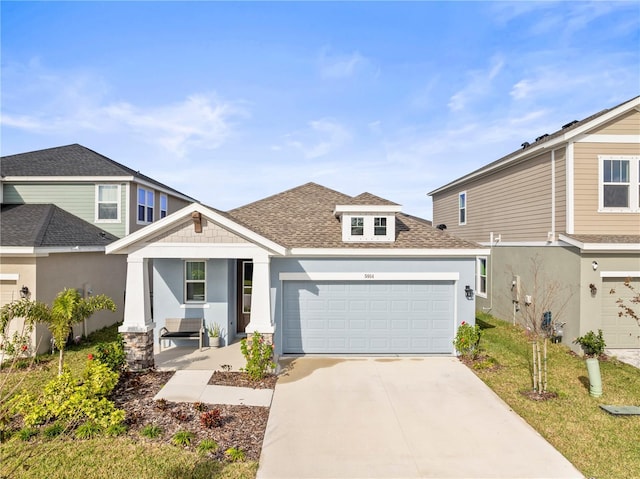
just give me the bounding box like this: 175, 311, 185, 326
288, 248, 490, 257
105, 204, 286, 256
577, 134, 640, 143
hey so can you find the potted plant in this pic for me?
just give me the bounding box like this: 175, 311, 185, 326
573, 329, 606, 397
207, 323, 223, 348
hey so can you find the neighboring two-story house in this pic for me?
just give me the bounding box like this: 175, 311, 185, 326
1, 144, 196, 353
106, 182, 487, 370
429, 96, 640, 352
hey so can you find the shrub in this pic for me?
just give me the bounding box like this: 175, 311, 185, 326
105, 423, 127, 437
93, 337, 126, 372
225, 447, 246, 462
43, 422, 64, 438
12, 361, 124, 429
192, 402, 206, 412
574, 330, 606, 358
75, 421, 102, 439
197, 438, 219, 454
18, 427, 38, 442
140, 424, 162, 439
171, 430, 194, 447
453, 321, 482, 359
240, 332, 275, 381
200, 409, 222, 429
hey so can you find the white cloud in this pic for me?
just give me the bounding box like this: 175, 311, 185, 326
318, 47, 374, 79
1, 61, 246, 157
283, 118, 351, 159
448, 56, 504, 112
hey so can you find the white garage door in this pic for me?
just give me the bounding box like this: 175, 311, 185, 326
602, 278, 640, 348
282, 280, 455, 354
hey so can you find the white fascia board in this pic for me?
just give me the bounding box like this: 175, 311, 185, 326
0, 273, 20, 280
428, 97, 640, 196
0, 247, 36, 256
577, 134, 640, 144
279, 272, 460, 281
288, 248, 490, 257
106, 204, 286, 256
334, 204, 403, 214
477, 241, 561, 247
600, 271, 640, 278
559, 234, 640, 252
128, 243, 274, 261
4, 176, 134, 182
133, 178, 196, 202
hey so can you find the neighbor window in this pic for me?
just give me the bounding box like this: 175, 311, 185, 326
160, 194, 168, 219
374, 217, 387, 236
351, 217, 364, 236
599, 156, 640, 212
185, 261, 206, 302
477, 257, 487, 297
96, 184, 120, 222
138, 187, 155, 223
458, 192, 467, 225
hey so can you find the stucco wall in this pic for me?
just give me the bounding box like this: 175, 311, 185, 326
36, 252, 126, 353
475, 245, 582, 349
269, 257, 477, 355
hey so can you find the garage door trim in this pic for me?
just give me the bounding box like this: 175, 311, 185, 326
279, 272, 460, 281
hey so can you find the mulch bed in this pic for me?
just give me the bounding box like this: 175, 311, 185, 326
520, 390, 559, 401
110, 370, 273, 461
208, 371, 278, 389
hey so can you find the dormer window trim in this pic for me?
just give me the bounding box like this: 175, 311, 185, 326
341, 214, 396, 242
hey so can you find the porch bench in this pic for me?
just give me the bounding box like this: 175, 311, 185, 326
159, 318, 204, 352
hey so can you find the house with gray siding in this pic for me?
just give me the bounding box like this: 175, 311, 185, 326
429, 96, 640, 353
0, 144, 196, 354
106, 182, 488, 370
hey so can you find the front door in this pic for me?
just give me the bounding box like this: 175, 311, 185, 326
236, 260, 253, 334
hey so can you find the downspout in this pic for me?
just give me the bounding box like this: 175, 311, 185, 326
566, 142, 575, 234
551, 149, 555, 239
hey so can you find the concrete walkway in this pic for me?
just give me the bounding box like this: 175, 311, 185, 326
153, 369, 273, 407
257, 357, 583, 479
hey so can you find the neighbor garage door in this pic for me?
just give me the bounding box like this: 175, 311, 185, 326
602, 278, 640, 348
282, 280, 455, 354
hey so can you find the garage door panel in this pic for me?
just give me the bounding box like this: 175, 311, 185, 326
283, 280, 455, 354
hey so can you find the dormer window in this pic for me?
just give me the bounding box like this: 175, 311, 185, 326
335, 203, 401, 243
351, 217, 364, 236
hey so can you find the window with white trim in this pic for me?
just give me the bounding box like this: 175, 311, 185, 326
160, 194, 168, 219
459, 192, 467, 225
476, 257, 487, 298
138, 187, 155, 224
96, 184, 120, 222
185, 261, 206, 302
351, 217, 364, 236
374, 217, 387, 236
599, 155, 640, 212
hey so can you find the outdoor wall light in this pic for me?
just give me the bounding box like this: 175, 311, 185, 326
592, 261, 598, 271
589, 283, 598, 295
19, 285, 30, 298
464, 285, 474, 300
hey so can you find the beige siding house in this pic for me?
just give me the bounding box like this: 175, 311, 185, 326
429, 96, 640, 352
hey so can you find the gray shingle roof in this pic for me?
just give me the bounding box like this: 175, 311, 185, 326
1, 144, 195, 200
228, 182, 480, 249
0, 204, 118, 247
563, 234, 640, 245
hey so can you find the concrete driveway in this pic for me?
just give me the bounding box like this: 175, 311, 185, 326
257, 357, 583, 479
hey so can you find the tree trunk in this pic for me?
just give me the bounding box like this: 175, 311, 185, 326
58, 349, 64, 376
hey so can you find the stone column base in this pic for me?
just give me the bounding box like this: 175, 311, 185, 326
122, 331, 154, 372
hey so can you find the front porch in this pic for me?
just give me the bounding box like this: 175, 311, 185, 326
154, 341, 247, 371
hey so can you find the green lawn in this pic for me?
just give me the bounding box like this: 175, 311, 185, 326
0, 325, 257, 479
472, 313, 640, 479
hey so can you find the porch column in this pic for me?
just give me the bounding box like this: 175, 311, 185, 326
119, 257, 154, 371
245, 256, 274, 337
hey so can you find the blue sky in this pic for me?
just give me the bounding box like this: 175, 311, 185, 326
2, 1, 639, 218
